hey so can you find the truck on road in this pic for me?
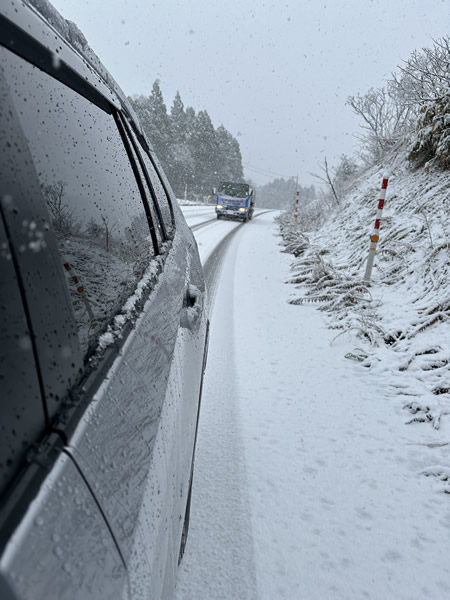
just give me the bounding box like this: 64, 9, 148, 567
215, 182, 255, 222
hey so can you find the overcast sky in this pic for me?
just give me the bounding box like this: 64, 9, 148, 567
51, 0, 449, 186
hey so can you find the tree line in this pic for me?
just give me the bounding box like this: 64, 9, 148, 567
347, 36, 449, 171
257, 178, 316, 209
309, 37, 450, 212
129, 82, 244, 200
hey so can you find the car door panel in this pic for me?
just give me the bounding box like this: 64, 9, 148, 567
0, 211, 47, 500
160, 240, 208, 539
58, 230, 199, 594
0, 447, 127, 600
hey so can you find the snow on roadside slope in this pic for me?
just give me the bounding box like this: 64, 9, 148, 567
176, 212, 450, 599
280, 157, 450, 493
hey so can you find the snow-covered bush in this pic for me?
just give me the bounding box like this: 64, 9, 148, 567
346, 87, 411, 163
408, 95, 450, 170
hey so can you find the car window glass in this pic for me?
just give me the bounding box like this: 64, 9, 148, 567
0, 213, 45, 497
2, 48, 155, 357
122, 131, 164, 248
134, 138, 175, 238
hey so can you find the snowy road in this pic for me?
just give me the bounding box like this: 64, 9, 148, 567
176, 207, 450, 600
181, 204, 218, 229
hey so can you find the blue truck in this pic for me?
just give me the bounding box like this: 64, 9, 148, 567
215, 182, 255, 222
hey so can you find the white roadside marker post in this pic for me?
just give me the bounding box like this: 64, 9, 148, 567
363, 175, 389, 285
294, 190, 299, 219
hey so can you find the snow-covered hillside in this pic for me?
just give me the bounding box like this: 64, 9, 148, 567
280, 155, 450, 492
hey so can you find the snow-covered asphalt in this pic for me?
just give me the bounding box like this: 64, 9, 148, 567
176, 207, 450, 600
180, 205, 220, 229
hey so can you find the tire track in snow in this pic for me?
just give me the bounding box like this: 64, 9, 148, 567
202, 211, 274, 313
176, 220, 258, 600
203, 225, 241, 315
190, 218, 218, 232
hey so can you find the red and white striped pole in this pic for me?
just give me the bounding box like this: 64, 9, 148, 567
294, 190, 300, 219
63, 262, 95, 320
363, 175, 389, 285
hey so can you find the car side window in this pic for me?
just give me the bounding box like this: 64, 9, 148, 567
2, 48, 156, 357
120, 122, 165, 249
0, 214, 45, 498
136, 141, 175, 238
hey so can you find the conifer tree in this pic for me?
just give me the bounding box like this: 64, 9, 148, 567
190, 110, 217, 195
168, 92, 194, 196
147, 80, 171, 165
129, 82, 245, 199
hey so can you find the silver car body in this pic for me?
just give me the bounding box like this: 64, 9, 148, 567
0, 1, 208, 598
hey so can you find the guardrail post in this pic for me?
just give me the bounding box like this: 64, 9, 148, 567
363, 175, 389, 285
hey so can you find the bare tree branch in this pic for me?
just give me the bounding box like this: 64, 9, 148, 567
311, 157, 340, 205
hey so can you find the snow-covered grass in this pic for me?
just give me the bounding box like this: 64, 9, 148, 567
279, 154, 450, 493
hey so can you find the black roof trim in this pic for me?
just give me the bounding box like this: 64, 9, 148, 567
0, 13, 111, 113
